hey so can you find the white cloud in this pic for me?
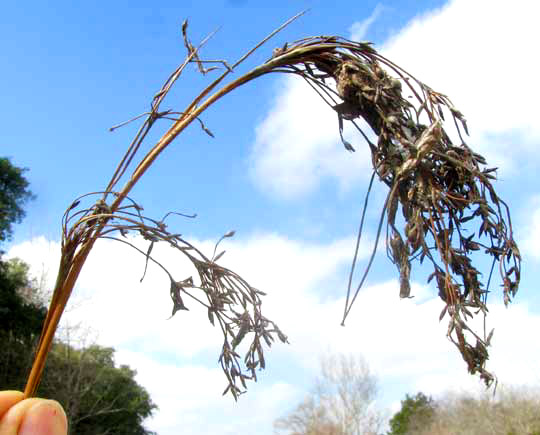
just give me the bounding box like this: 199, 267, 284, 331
249, 76, 373, 199
6, 236, 60, 301
250, 0, 540, 199
8, 232, 540, 433
521, 196, 540, 262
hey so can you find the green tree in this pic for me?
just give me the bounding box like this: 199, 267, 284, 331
0, 258, 46, 337
388, 392, 435, 435
40, 343, 157, 435
0, 158, 44, 392
0, 157, 34, 244
0, 258, 46, 392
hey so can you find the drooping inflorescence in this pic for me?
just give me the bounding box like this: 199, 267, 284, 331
263, 36, 520, 385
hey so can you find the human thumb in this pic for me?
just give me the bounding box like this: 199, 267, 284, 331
0, 396, 68, 435
19, 400, 67, 435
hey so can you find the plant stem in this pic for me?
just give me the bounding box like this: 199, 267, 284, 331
23, 15, 306, 399
24, 240, 96, 397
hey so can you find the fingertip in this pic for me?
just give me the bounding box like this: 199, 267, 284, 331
0, 398, 68, 435
19, 400, 68, 435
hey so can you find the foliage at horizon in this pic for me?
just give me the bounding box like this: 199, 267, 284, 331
389, 389, 540, 435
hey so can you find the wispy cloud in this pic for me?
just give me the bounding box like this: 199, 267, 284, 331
349, 3, 384, 41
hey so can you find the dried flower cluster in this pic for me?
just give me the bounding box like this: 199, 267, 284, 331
264, 36, 520, 385
59, 192, 288, 399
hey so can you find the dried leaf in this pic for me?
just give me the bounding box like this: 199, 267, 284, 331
202, 126, 215, 137
486, 328, 495, 345
169, 279, 190, 317
213, 250, 226, 262
439, 305, 448, 321
140, 241, 154, 282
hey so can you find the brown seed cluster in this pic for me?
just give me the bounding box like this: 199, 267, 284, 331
267, 36, 521, 385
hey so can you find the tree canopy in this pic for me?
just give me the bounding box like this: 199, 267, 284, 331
0, 258, 46, 337
40, 343, 157, 435
0, 157, 34, 244
387, 392, 435, 435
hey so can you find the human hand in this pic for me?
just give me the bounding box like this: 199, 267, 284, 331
0, 391, 67, 435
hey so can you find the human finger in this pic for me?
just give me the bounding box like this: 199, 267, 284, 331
0, 391, 24, 420
0, 397, 67, 435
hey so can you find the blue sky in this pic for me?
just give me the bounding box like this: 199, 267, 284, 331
3, 1, 540, 434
